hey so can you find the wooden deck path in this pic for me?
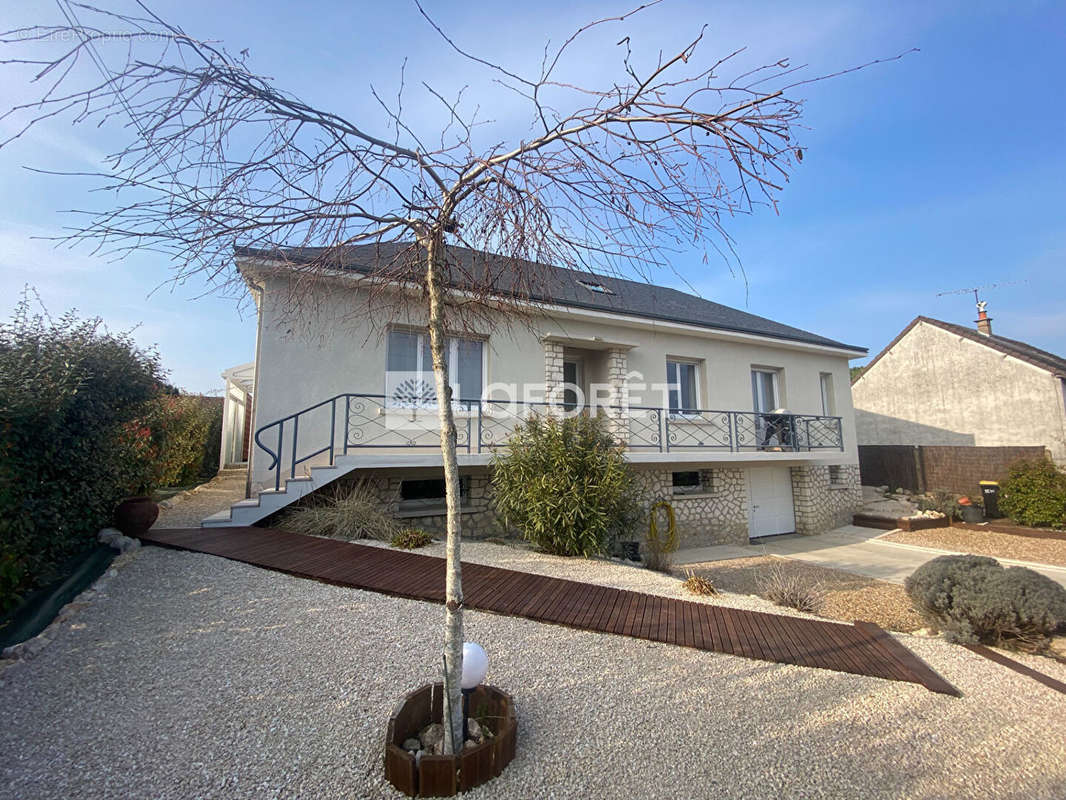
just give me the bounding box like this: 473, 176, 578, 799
141, 526, 959, 696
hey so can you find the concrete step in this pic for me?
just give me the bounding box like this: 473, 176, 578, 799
203, 461, 356, 527
201, 509, 234, 527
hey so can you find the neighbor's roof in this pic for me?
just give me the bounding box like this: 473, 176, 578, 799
235, 243, 866, 353
860, 316, 1066, 380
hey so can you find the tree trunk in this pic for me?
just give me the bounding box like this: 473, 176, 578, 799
423, 230, 465, 754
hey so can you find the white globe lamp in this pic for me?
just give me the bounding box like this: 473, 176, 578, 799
460, 642, 489, 742
461, 642, 489, 689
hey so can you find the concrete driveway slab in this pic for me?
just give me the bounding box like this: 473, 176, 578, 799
676, 525, 1066, 588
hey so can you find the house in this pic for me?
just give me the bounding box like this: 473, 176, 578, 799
209, 243, 867, 547
852, 305, 1066, 464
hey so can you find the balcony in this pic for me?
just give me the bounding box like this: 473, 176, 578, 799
254, 394, 844, 491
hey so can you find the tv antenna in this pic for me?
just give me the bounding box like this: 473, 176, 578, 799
936, 280, 1027, 309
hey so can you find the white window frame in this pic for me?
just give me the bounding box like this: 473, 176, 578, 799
751, 368, 780, 413
819, 372, 836, 416
666, 359, 701, 416
385, 328, 486, 410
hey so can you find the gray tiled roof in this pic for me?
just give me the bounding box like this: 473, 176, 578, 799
235, 242, 866, 353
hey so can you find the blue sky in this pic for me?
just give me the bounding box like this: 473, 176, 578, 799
1, 0, 1063, 392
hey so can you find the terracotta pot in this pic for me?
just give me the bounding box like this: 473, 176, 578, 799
114, 496, 159, 537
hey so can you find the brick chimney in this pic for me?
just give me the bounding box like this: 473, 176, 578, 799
975, 300, 992, 336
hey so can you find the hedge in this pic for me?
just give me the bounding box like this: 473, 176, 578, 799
0, 297, 220, 612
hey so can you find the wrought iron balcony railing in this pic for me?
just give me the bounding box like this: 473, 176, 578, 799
254, 394, 844, 491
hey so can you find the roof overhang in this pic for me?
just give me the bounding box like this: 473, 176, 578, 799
237, 255, 867, 359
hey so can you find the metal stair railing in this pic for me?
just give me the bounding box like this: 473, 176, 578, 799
253, 394, 846, 493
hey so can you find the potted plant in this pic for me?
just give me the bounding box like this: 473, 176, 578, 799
114, 482, 159, 536
957, 496, 984, 524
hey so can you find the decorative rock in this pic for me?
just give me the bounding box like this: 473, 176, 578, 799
98, 528, 141, 553
466, 717, 483, 742
116, 536, 141, 553
402, 737, 420, 752
98, 528, 123, 545
419, 722, 444, 755
905, 510, 945, 520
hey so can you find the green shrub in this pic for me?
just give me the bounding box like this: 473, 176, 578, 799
0, 295, 164, 608
904, 554, 1066, 650
491, 413, 639, 557
145, 393, 223, 488
391, 528, 434, 549
277, 483, 399, 541
917, 489, 960, 519
998, 458, 1066, 529
0, 550, 25, 614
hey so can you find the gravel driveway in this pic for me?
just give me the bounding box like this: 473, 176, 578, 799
2, 547, 1065, 799
883, 527, 1066, 568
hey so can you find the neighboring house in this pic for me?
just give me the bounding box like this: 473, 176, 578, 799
211, 243, 867, 547
852, 306, 1066, 464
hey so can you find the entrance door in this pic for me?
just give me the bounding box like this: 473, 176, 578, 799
748, 467, 796, 538
562, 359, 583, 410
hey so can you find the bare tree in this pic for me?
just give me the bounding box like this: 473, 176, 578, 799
1, 0, 896, 752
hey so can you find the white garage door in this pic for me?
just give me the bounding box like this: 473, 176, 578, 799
748, 467, 796, 538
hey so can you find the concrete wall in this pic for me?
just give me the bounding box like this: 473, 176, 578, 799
248, 275, 861, 487
853, 320, 1066, 464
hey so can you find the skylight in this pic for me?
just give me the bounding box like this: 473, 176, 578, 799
576, 278, 614, 295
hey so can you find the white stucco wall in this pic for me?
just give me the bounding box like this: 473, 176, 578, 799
247, 273, 861, 487
853, 320, 1066, 463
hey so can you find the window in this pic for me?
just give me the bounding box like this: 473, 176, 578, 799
828, 465, 844, 485
751, 368, 779, 413
820, 372, 836, 416
399, 476, 470, 510
386, 329, 483, 404
576, 278, 614, 295
666, 360, 699, 413
672, 470, 707, 495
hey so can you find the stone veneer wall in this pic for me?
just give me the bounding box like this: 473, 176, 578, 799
604, 347, 630, 442
789, 464, 862, 535
287, 462, 861, 546
630, 466, 749, 547
319, 468, 501, 539
542, 339, 565, 405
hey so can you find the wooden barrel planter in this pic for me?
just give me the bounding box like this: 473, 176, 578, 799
384, 683, 517, 797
